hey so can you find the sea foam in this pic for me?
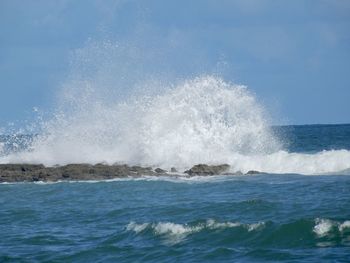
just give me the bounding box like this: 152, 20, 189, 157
313, 218, 350, 237
126, 219, 265, 244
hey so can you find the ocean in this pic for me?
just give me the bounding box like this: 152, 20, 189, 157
1, 124, 350, 262
1, 77, 350, 262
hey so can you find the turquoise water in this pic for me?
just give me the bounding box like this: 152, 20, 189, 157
1, 175, 350, 262
1, 124, 350, 262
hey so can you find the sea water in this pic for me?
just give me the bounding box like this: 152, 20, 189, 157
0, 165, 350, 262
1, 74, 350, 261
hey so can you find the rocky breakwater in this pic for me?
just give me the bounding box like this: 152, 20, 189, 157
183, 164, 262, 176
0, 164, 160, 183
184, 164, 231, 175
0, 163, 262, 183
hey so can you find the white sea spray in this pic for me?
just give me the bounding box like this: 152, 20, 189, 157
1, 40, 350, 175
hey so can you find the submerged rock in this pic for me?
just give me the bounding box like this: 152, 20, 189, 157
184, 164, 230, 176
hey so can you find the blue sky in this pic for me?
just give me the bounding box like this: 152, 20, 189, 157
0, 0, 349, 128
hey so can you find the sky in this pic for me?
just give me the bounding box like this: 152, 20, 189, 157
0, 0, 349, 128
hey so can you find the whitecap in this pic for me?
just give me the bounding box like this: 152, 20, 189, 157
247, 222, 265, 231
125, 219, 265, 244
313, 218, 334, 237
126, 221, 149, 233
339, 220, 350, 233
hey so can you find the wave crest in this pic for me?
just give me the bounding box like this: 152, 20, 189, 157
126, 219, 265, 244
126, 218, 350, 246
314, 218, 350, 237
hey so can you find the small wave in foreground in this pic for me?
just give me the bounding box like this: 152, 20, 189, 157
126, 218, 350, 246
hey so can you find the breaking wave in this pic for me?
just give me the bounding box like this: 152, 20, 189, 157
1, 75, 350, 175
126, 219, 265, 244
0, 76, 276, 167
313, 218, 350, 237
1, 39, 350, 175
126, 218, 350, 246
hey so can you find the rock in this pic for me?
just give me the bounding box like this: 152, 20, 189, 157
222, 171, 243, 176
184, 164, 230, 176
246, 170, 261, 175
0, 163, 148, 182
155, 168, 167, 173
129, 165, 154, 175
0, 164, 45, 172
0, 163, 237, 182
170, 167, 178, 173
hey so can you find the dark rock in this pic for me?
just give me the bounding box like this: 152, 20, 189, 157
0, 164, 45, 172
0, 163, 245, 182
155, 168, 167, 173
185, 164, 230, 176
170, 167, 178, 173
129, 165, 154, 175
222, 171, 243, 176
130, 166, 142, 172
246, 170, 261, 175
